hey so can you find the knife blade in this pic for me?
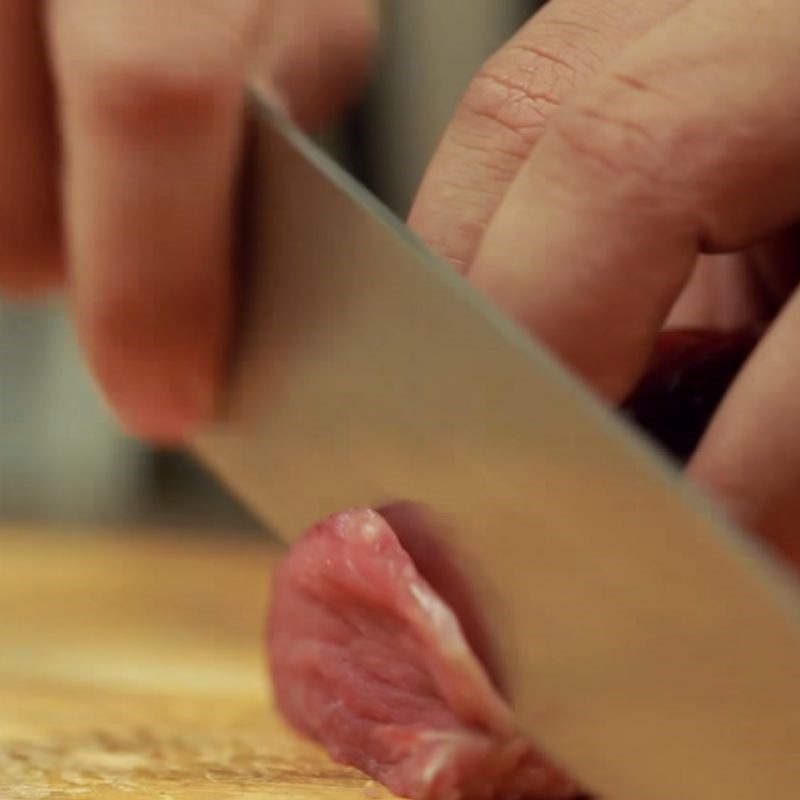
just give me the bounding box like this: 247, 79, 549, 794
192, 96, 800, 799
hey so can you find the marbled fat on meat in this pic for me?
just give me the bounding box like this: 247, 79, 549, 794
267, 509, 581, 800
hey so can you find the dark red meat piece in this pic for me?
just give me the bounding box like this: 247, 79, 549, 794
623, 326, 761, 462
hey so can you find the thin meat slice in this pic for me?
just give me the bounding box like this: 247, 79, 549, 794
267, 508, 581, 800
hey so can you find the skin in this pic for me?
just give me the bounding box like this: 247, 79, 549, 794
1, 0, 799, 554
409, 0, 800, 557
0, 0, 376, 440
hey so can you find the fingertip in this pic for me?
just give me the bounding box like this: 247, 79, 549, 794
0, 240, 64, 299
92, 353, 218, 445
80, 284, 227, 445
118, 399, 211, 446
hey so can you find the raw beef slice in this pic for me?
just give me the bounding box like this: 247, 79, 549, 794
267, 508, 582, 800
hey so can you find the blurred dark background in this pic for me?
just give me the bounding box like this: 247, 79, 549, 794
0, 1, 543, 532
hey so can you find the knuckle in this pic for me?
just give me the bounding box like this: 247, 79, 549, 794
548, 72, 679, 192
454, 6, 613, 158
458, 40, 583, 158
79, 57, 239, 143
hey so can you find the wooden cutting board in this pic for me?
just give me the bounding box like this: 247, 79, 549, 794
0, 525, 388, 800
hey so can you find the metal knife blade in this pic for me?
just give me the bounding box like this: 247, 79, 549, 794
192, 97, 800, 799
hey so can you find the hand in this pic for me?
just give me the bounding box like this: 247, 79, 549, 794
0, 0, 375, 442
409, 0, 800, 558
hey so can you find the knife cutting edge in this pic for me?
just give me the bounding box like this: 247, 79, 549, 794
192, 95, 800, 799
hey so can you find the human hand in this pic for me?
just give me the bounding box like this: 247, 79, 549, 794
409, 0, 800, 558
0, 0, 375, 442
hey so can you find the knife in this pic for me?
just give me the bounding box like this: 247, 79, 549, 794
192, 95, 800, 799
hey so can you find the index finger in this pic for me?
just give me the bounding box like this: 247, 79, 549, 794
47, 0, 262, 441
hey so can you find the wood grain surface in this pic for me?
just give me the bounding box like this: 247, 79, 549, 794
0, 525, 385, 799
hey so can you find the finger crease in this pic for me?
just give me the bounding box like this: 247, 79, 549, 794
465, 74, 557, 150
503, 41, 580, 79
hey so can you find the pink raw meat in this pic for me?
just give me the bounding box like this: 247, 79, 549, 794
267, 508, 583, 800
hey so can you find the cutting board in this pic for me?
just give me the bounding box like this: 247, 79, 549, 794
0, 525, 388, 799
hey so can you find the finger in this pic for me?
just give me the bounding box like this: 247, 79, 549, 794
747, 225, 800, 312
0, 1, 60, 296
253, 0, 377, 131
665, 254, 769, 330
666, 226, 800, 330
689, 291, 800, 567
467, 0, 800, 401
46, 0, 262, 442
408, 0, 688, 271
